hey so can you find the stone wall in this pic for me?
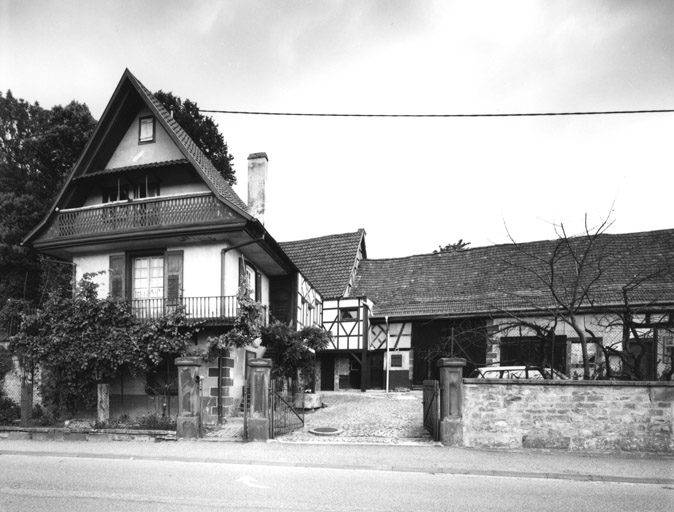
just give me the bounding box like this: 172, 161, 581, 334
462, 380, 674, 453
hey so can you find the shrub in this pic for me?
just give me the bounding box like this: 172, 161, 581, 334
0, 396, 20, 425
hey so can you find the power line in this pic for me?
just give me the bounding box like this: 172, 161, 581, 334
199, 108, 674, 118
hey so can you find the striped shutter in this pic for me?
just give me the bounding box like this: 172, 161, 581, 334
165, 251, 183, 301
109, 254, 126, 298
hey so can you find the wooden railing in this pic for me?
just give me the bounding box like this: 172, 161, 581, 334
53, 193, 234, 238
130, 296, 268, 326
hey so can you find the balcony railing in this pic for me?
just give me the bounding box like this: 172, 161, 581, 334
130, 296, 268, 326
52, 193, 235, 238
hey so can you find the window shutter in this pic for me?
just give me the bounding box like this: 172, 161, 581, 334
255, 272, 262, 302
165, 251, 183, 300
109, 254, 126, 298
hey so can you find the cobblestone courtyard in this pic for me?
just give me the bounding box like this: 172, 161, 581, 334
278, 390, 432, 444
203, 390, 433, 444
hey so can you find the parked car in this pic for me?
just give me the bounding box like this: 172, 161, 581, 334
470, 366, 569, 380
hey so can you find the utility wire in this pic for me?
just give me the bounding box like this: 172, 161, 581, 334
200, 108, 674, 118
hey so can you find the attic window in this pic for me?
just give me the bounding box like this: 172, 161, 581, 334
139, 116, 155, 143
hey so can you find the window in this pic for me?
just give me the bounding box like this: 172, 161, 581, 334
139, 116, 155, 143
302, 300, 315, 326
133, 256, 164, 318
339, 308, 358, 321
134, 181, 160, 199
102, 184, 129, 203
245, 264, 256, 300
390, 354, 403, 368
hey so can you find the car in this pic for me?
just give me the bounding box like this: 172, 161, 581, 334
470, 366, 569, 380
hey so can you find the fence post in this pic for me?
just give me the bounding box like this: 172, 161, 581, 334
246, 358, 272, 442
175, 356, 202, 439
437, 357, 466, 446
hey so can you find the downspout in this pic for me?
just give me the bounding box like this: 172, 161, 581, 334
385, 315, 390, 394
360, 300, 369, 393
217, 236, 265, 425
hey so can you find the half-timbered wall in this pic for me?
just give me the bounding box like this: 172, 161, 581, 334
294, 273, 323, 329
323, 298, 366, 350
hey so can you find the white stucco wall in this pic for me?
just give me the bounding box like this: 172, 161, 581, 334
105, 107, 184, 169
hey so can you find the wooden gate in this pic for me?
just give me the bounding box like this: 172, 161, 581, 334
270, 378, 304, 439
422, 379, 440, 441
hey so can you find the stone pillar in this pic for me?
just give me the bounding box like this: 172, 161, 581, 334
438, 357, 466, 446
246, 358, 272, 442
175, 356, 202, 439
97, 383, 110, 425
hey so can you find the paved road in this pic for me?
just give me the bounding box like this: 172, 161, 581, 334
2, 453, 672, 512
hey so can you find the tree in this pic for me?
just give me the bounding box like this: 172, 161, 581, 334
154, 91, 235, 185
10, 274, 201, 418
434, 239, 471, 253
0, 92, 96, 306
260, 321, 331, 381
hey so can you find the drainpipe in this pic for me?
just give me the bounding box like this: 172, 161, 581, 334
385, 315, 390, 394
217, 236, 265, 425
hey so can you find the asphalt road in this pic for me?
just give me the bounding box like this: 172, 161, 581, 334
1, 453, 672, 512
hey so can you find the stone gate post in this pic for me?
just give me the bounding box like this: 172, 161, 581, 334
246, 358, 272, 442
175, 356, 202, 439
438, 357, 466, 446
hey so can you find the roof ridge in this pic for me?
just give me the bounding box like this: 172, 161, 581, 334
280, 229, 365, 246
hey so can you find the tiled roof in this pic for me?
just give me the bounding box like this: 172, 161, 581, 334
351, 229, 674, 318
280, 230, 366, 299
130, 72, 249, 212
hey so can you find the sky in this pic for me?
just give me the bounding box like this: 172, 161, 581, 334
2, 0, 673, 258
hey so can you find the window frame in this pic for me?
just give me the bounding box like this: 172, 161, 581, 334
138, 115, 156, 144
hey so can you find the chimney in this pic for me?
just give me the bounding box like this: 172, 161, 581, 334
247, 152, 268, 225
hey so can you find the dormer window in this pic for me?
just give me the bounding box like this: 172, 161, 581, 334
138, 116, 155, 143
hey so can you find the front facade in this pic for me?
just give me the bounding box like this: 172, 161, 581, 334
23, 70, 322, 422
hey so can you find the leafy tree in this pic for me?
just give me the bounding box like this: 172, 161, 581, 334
154, 91, 235, 185
260, 321, 331, 381
0, 91, 96, 306
10, 274, 201, 418
206, 288, 266, 356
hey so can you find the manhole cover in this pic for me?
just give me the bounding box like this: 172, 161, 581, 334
309, 427, 343, 436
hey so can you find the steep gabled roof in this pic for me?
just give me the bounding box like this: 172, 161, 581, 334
280, 229, 366, 299
132, 73, 248, 211
24, 69, 248, 244
352, 229, 674, 318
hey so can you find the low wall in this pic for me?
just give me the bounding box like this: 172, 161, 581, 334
462, 380, 674, 453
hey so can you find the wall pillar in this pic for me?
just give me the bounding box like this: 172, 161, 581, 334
246, 358, 272, 442
175, 356, 202, 439
438, 357, 466, 446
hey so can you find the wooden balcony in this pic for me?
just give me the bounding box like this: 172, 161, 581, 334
131, 296, 268, 326
51, 192, 236, 239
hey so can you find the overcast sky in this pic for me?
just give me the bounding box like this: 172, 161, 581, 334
2, 0, 673, 258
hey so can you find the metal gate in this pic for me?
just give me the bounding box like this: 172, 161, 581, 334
422, 379, 440, 441
270, 378, 304, 439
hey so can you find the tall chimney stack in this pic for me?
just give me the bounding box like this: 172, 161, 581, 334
247, 152, 268, 225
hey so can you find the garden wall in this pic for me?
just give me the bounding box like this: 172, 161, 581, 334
462, 380, 674, 453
